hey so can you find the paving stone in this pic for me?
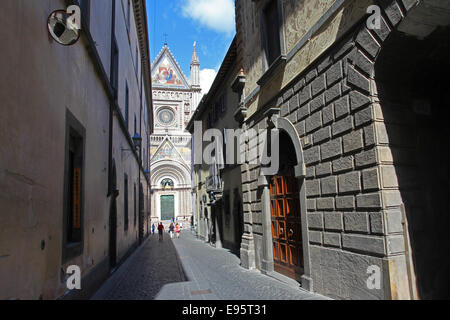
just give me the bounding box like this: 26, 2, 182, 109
92, 232, 327, 300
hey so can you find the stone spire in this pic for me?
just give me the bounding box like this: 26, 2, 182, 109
190, 41, 200, 88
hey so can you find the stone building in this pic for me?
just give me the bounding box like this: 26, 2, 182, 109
187, 38, 244, 252
233, 0, 450, 299
0, 0, 153, 299
149, 43, 202, 224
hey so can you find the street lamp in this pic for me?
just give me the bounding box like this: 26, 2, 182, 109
132, 133, 142, 152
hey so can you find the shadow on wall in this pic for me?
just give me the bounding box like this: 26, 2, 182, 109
374, 26, 450, 299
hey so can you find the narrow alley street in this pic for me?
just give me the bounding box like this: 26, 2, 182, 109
92, 231, 326, 300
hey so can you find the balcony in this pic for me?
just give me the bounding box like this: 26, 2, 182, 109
205, 175, 223, 203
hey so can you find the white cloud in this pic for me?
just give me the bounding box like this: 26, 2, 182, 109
182, 0, 235, 35
200, 68, 217, 95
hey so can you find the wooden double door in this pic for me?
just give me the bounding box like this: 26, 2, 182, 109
270, 175, 304, 280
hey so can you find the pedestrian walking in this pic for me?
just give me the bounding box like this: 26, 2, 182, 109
169, 222, 174, 239
157, 222, 164, 241
176, 223, 180, 239
152, 223, 155, 235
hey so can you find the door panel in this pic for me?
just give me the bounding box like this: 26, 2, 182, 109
270, 175, 304, 280
160, 195, 174, 221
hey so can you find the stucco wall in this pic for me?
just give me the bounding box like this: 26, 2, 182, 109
0, 0, 152, 300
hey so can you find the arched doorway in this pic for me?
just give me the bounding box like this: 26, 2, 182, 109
109, 161, 118, 270
259, 115, 312, 290
270, 131, 304, 280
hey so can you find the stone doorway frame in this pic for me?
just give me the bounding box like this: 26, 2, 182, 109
258, 113, 313, 291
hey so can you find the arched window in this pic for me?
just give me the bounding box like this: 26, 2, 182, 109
161, 178, 174, 188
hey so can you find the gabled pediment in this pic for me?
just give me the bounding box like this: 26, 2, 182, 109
151, 46, 190, 89
150, 137, 187, 164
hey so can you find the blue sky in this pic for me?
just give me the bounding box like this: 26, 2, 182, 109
146, 0, 236, 93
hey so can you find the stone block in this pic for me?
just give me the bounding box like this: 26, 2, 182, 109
355, 149, 378, 168
309, 231, 322, 245
318, 55, 332, 74
299, 85, 312, 106
332, 156, 354, 173
324, 212, 343, 231
315, 162, 332, 177
385, 208, 403, 234
321, 138, 342, 161
355, 28, 381, 59
343, 130, 363, 154
313, 126, 331, 144
306, 166, 315, 179
334, 95, 350, 119
369, 212, 384, 235
350, 90, 371, 111
297, 104, 310, 120
354, 106, 374, 127
295, 120, 305, 137
317, 197, 335, 211
304, 146, 320, 165
306, 180, 320, 197
307, 199, 316, 211
380, 165, 399, 188
351, 49, 374, 77
306, 68, 318, 83
280, 101, 289, 117
338, 172, 361, 194
306, 111, 322, 133
382, 190, 403, 207
288, 111, 297, 124
387, 235, 405, 254
342, 234, 385, 255
310, 94, 325, 113
308, 213, 324, 230
332, 35, 354, 61
347, 66, 370, 93
323, 232, 341, 248
311, 74, 326, 97
326, 61, 343, 86
362, 168, 380, 191
332, 116, 353, 137
283, 88, 294, 101
294, 78, 305, 92
380, 1, 403, 27
289, 93, 299, 112
335, 195, 355, 210
344, 212, 369, 233
322, 104, 334, 125
356, 192, 382, 209
321, 176, 338, 196
325, 83, 341, 104
363, 124, 376, 147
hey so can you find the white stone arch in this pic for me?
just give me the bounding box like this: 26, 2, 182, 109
151, 159, 192, 222
150, 159, 191, 188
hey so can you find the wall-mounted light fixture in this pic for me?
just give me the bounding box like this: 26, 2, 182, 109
132, 133, 142, 151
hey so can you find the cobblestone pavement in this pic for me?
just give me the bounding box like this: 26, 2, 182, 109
92, 231, 327, 300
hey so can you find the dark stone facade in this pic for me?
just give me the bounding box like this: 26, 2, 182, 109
238, 0, 450, 299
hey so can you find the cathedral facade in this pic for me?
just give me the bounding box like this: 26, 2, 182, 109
150, 43, 201, 224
